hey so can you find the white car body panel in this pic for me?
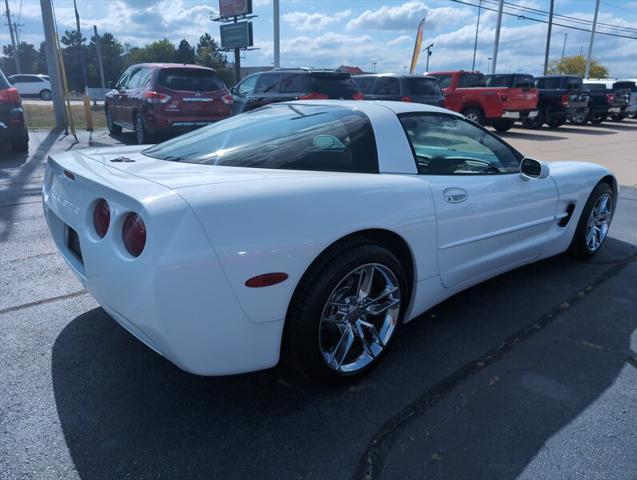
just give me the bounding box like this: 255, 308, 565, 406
42, 101, 616, 375
9, 74, 51, 96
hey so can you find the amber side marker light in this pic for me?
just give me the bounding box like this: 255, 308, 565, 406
245, 272, 289, 288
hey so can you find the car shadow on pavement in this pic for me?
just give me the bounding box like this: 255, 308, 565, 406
541, 126, 618, 136
495, 130, 566, 141
51, 237, 637, 479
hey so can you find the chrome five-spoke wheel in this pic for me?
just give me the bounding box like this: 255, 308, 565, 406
318, 263, 401, 374
585, 192, 612, 252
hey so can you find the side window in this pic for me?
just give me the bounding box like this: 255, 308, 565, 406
279, 73, 306, 93
255, 73, 282, 93
237, 74, 259, 95
459, 73, 486, 88
137, 68, 153, 88
127, 68, 145, 89
514, 75, 533, 88
399, 114, 521, 175
116, 69, 132, 89
374, 77, 400, 95
354, 77, 375, 94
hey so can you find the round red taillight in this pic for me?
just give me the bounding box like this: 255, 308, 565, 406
93, 199, 110, 238
122, 213, 146, 257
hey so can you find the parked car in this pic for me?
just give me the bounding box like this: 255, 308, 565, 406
43, 100, 616, 383
0, 68, 29, 153
353, 73, 444, 106
620, 79, 637, 118
584, 79, 632, 121
230, 68, 363, 113
105, 63, 233, 144
8, 74, 52, 100
526, 75, 590, 129
568, 80, 618, 125
428, 70, 539, 132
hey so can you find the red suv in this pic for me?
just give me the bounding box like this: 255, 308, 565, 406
105, 63, 233, 144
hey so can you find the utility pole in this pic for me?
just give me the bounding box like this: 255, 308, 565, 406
491, 0, 504, 74
4, 0, 21, 73
424, 43, 433, 72
73, 0, 88, 92
584, 0, 600, 79
543, 0, 554, 75
273, 0, 280, 68
40, 0, 66, 128
561, 33, 568, 62
471, 0, 482, 71
93, 25, 105, 89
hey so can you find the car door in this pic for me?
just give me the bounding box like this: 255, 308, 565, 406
109, 68, 132, 125
118, 67, 143, 128
400, 112, 558, 288
232, 73, 260, 113
253, 72, 282, 106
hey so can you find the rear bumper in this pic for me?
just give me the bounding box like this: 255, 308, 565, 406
0, 108, 26, 141
42, 157, 284, 376
146, 113, 231, 134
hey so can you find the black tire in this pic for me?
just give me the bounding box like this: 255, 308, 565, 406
590, 113, 606, 124
10, 128, 29, 153
569, 111, 589, 125
39, 89, 52, 101
106, 107, 122, 135
547, 119, 563, 128
610, 113, 624, 122
134, 113, 153, 145
492, 119, 514, 132
523, 108, 545, 129
461, 108, 485, 126
567, 182, 614, 259
283, 239, 409, 384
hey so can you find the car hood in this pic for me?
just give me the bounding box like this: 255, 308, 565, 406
78, 144, 343, 189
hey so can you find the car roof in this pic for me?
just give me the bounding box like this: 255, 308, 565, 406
9, 73, 48, 77
356, 73, 438, 80
282, 99, 460, 116
133, 63, 216, 70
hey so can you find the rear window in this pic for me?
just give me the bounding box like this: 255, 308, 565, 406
458, 73, 486, 88
613, 81, 636, 92
143, 104, 379, 173
0, 70, 9, 89
354, 76, 376, 94
407, 78, 442, 95
310, 74, 359, 98
586, 83, 606, 91
565, 78, 583, 89
535, 77, 558, 89
157, 68, 225, 92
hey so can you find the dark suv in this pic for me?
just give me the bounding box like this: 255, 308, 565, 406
230, 69, 363, 113
105, 63, 233, 144
353, 74, 444, 106
0, 68, 29, 153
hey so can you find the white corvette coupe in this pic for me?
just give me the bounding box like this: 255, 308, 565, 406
43, 101, 616, 383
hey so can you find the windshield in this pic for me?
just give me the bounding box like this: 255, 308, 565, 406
432, 74, 453, 89
157, 68, 225, 91
0, 70, 9, 89
310, 74, 359, 98
143, 104, 378, 173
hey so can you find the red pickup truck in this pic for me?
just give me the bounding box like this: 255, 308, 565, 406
428, 70, 539, 132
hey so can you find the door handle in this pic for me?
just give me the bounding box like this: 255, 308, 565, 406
443, 188, 468, 204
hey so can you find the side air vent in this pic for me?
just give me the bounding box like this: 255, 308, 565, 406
559, 204, 576, 227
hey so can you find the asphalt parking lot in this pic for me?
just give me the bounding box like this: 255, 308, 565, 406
1, 122, 636, 479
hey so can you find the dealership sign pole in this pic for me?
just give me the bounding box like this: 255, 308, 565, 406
215, 0, 255, 84
409, 17, 426, 75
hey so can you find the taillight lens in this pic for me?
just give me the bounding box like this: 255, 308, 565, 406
352, 91, 364, 100
606, 93, 615, 103
122, 213, 146, 257
221, 94, 233, 105
143, 91, 171, 104
0, 87, 21, 104
561, 94, 569, 106
299, 92, 329, 100
93, 199, 110, 238
401, 96, 413, 102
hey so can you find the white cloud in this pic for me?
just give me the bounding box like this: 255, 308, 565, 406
387, 35, 413, 46
282, 10, 351, 31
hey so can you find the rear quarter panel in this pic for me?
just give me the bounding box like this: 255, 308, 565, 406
177, 173, 438, 324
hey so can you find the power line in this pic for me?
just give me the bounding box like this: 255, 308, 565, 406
448, 0, 637, 40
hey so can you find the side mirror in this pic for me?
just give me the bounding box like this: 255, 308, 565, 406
520, 157, 550, 180
106, 81, 114, 89
229, 86, 237, 95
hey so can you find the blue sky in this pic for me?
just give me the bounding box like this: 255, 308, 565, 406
1, 0, 636, 77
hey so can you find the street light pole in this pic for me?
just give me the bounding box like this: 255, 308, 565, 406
543, 0, 554, 75
40, 0, 66, 128
424, 43, 433, 72
273, 0, 280, 68
561, 33, 568, 62
4, 0, 21, 73
93, 25, 106, 89
584, 0, 600, 79
491, 0, 504, 74
471, 0, 482, 71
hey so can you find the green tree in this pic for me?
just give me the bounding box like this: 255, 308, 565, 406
547, 54, 609, 78
0, 42, 41, 75
196, 33, 233, 85
60, 30, 87, 92
124, 39, 177, 66
36, 42, 48, 74
86, 32, 125, 87
175, 39, 196, 64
